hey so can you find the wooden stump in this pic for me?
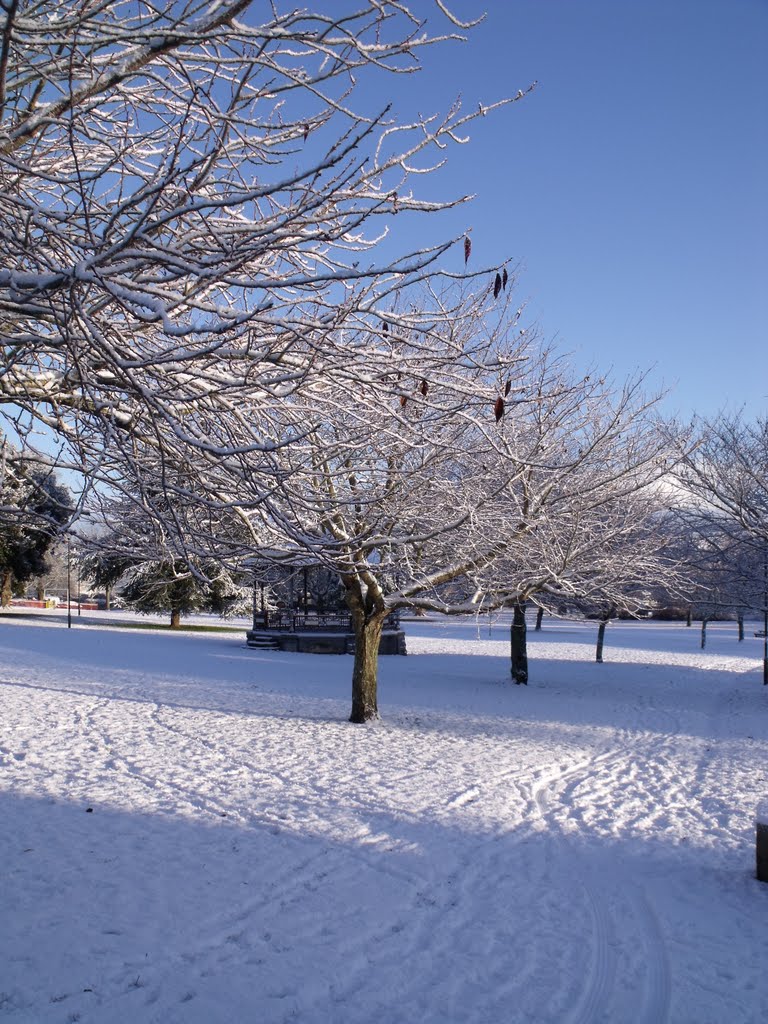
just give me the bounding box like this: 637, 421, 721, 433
757, 802, 768, 883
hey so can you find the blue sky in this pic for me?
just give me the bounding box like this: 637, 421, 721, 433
367, 0, 767, 421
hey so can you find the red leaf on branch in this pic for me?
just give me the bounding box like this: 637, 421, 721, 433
303, 124, 310, 141
504, 379, 512, 397
493, 273, 502, 299
502, 267, 508, 290
494, 397, 505, 422
420, 380, 428, 396
464, 236, 471, 265
400, 395, 408, 409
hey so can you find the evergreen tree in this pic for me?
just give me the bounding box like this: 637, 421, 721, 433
83, 554, 249, 628
0, 446, 73, 606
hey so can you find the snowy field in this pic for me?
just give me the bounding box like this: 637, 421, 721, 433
1, 613, 767, 1024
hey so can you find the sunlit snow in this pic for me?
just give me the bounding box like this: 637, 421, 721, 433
1, 612, 767, 1023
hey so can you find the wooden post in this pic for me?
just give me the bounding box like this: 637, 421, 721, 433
758, 802, 768, 883
510, 600, 528, 684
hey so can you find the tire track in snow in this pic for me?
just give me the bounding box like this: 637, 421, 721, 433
79, 697, 245, 822
625, 884, 672, 1024
300, 753, 553, 1020
530, 751, 618, 1024
528, 746, 671, 1024
388, 750, 615, 1013
324, 762, 577, 1020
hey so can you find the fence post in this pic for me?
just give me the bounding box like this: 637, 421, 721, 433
757, 802, 768, 883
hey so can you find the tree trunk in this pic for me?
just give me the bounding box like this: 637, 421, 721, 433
686, 606, 692, 627
700, 616, 708, 649
1, 570, 13, 608
36, 581, 45, 601
535, 606, 544, 632
737, 613, 744, 642
170, 608, 181, 629
596, 618, 608, 663
510, 601, 528, 684
349, 614, 384, 722
105, 585, 112, 612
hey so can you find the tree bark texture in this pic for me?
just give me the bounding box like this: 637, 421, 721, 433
170, 608, 181, 629
700, 617, 708, 650
510, 601, 528, 684
737, 614, 744, 642
535, 606, 544, 632
349, 615, 384, 722
1, 571, 13, 608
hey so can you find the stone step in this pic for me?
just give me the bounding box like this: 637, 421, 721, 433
246, 631, 280, 650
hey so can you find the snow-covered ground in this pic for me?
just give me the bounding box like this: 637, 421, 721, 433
1, 613, 767, 1023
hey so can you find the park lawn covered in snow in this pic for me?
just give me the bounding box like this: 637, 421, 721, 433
1, 614, 767, 1024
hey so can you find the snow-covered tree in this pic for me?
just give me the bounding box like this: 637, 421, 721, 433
460, 377, 684, 676
673, 415, 768, 540
211, 290, 677, 719
81, 519, 251, 628
1, 0, 525, 490
0, 436, 73, 604
73, 281, 681, 716
115, 559, 248, 628
671, 414, 768, 672
223, 285, 540, 719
